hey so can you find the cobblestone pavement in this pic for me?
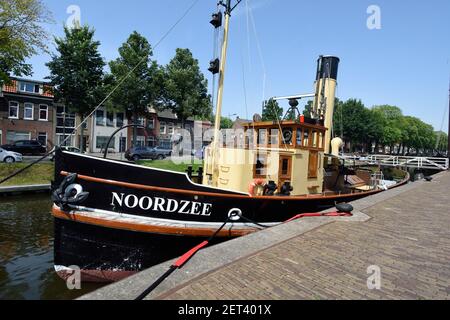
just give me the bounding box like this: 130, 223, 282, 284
157, 173, 450, 300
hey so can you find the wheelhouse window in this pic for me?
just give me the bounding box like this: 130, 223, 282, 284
281, 127, 294, 146
96, 110, 105, 126
24, 103, 34, 120
106, 112, 114, 127
8, 102, 19, 119
39, 105, 48, 121
268, 129, 279, 146
254, 152, 268, 177
296, 128, 303, 146
116, 113, 124, 127
303, 129, 310, 147
257, 129, 267, 146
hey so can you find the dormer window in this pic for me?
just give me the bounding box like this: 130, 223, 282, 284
19, 82, 40, 94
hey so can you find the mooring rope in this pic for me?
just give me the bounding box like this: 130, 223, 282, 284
134, 208, 353, 300
135, 213, 237, 300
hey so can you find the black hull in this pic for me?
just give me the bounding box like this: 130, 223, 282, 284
54, 218, 228, 283
52, 150, 408, 282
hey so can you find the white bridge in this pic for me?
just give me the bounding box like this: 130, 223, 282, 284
345, 155, 449, 171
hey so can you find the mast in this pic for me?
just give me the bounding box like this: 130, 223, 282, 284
209, 0, 241, 186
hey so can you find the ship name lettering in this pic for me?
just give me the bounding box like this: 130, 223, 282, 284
111, 192, 213, 217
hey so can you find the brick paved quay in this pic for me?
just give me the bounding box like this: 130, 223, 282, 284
80, 171, 450, 300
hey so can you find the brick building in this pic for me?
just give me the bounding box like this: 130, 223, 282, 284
125, 107, 212, 150
0, 78, 54, 149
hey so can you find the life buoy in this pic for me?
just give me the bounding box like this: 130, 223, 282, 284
249, 179, 265, 196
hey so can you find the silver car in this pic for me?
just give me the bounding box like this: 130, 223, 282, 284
0, 147, 23, 163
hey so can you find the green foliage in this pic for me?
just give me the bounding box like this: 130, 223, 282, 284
162, 48, 212, 125
0, 0, 53, 85
262, 99, 283, 121
108, 31, 163, 116
332, 100, 446, 154
220, 117, 234, 129
46, 26, 105, 117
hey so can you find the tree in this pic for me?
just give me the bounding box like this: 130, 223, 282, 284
333, 99, 368, 152
0, 0, 53, 85
108, 31, 163, 146
262, 99, 283, 121
220, 117, 233, 129
46, 25, 105, 152
163, 48, 211, 128
372, 105, 403, 153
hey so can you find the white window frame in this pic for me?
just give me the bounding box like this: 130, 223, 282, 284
168, 123, 174, 135
160, 121, 167, 134
24, 103, 34, 120
96, 109, 105, 126
136, 136, 145, 147
137, 117, 145, 126
38, 132, 47, 146
8, 101, 19, 119
39, 104, 48, 121
19, 82, 39, 94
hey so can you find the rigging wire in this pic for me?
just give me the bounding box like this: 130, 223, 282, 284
246, 1, 287, 149
0, 0, 202, 186
60, 0, 202, 147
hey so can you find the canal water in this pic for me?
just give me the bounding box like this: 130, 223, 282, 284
0, 194, 104, 300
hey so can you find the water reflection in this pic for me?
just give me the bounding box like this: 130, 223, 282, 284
0, 194, 104, 300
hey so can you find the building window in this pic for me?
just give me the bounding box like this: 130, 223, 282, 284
39, 105, 48, 121
160, 122, 167, 134
134, 136, 145, 147
147, 136, 155, 147
38, 132, 47, 146
116, 113, 124, 128
106, 112, 114, 127
147, 118, 155, 130
19, 82, 40, 94
257, 129, 267, 146
96, 136, 115, 150
168, 123, 174, 135
137, 117, 145, 126
9, 101, 19, 119
24, 103, 34, 120
57, 134, 74, 147
7, 131, 31, 143
96, 110, 105, 126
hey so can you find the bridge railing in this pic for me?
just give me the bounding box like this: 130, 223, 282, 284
362, 155, 449, 171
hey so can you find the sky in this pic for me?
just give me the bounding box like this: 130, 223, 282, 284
28, 0, 450, 133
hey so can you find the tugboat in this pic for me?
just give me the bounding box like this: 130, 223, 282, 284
52, 0, 409, 282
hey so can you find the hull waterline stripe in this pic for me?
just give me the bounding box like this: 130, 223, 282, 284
52, 206, 257, 237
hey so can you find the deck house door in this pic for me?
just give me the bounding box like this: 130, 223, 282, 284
278, 155, 292, 190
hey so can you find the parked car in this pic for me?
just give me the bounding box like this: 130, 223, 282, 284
1, 140, 47, 156
125, 146, 172, 162
0, 148, 23, 163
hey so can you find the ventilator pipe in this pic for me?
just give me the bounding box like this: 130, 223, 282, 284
331, 137, 344, 157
